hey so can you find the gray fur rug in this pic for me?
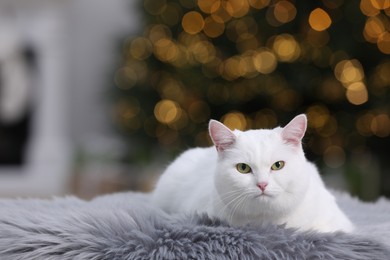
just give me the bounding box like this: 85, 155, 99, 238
0, 192, 389, 260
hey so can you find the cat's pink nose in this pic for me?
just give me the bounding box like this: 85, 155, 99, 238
257, 182, 268, 192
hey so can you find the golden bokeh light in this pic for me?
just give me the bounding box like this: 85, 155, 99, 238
182, 11, 205, 34
211, 4, 232, 22
253, 109, 277, 129
248, 0, 270, 9
306, 105, 330, 129
317, 116, 338, 137
157, 77, 185, 102
371, 61, 390, 91
253, 48, 277, 74
198, 0, 221, 14
377, 31, 390, 54
370, 0, 390, 10
154, 100, 181, 124
190, 40, 216, 64
357, 112, 390, 138
238, 53, 258, 78
147, 24, 172, 43
271, 34, 301, 62
360, 0, 380, 16
363, 16, 385, 43
221, 56, 241, 80
129, 37, 153, 60
309, 8, 332, 31
153, 38, 179, 62
224, 0, 250, 18
345, 82, 369, 105
371, 114, 390, 137
334, 59, 365, 86
273, 0, 297, 24
360, 0, 379, 16
203, 16, 225, 38
359, 0, 390, 54
222, 112, 247, 130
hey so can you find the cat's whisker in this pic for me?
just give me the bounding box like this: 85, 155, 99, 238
215, 191, 245, 221
217, 190, 256, 223
228, 193, 252, 223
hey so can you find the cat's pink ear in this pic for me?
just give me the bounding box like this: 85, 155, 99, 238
281, 114, 307, 146
209, 120, 236, 152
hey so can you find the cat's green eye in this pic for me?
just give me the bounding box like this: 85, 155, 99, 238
271, 161, 285, 171
236, 163, 252, 174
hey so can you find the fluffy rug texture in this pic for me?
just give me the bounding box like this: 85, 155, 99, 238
0, 192, 389, 260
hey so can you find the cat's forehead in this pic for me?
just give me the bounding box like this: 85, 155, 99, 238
228, 127, 289, 162
234, 127, 282, 142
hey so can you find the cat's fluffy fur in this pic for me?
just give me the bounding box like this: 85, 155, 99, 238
152, 114, 354, 233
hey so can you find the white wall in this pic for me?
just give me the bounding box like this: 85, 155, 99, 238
67, 0, 138, 149
0, 0, 138, 197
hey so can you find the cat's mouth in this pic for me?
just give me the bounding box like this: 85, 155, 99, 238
254, 192, 273, 199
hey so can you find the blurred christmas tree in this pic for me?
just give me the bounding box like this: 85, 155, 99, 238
112, 0, 390, 199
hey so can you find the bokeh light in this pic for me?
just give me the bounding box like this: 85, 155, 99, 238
334, 59, 365, 86
253, 48, 278, 74
309, 8, 332, 31
182, 11, 205, 34
273, 0, 297, 24
222, 112, 247, 130
271, 34, 301, 62
203, 16, 225, 38
197, 0, 221, 14
377, 31, 390, 54
345, 82, 369, 105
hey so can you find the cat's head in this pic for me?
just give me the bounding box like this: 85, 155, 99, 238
209, 114, 310, 218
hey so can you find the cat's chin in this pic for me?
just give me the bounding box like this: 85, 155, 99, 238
253, 193, 276, 203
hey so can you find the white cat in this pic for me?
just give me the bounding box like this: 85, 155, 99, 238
152, 114, 354, 233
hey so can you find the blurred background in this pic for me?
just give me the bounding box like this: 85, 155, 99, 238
0, 0, 389, 201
